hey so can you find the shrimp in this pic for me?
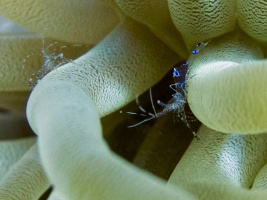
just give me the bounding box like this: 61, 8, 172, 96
125, 41, 210, 139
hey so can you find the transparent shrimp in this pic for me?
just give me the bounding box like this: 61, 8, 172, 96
28, 37, 75, 87
125, 63, 198, 137
126, 41, 211, 139
126, 87, 200, 139
22, 36, 80, 88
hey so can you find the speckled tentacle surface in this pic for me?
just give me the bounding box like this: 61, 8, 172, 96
115, 0, 189, 58
186, 31, 267, 134
0, 0, 119, 44
168, 125, 267, 199
0, 137, 36, 180
170, 180, 267, 200
169, 125, 267, 187
0, 143, 49, 199
35, 17, 179, 117
168, 0, 236, 48
252, 163, 267, 189
237, 0, 267, 43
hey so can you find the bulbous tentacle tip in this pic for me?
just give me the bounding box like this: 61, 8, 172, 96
188, 60, 267, 134
115, 0, 189, 58
237, 0, 267, 43
168, 0, 237, 48
186, 32, 267, 134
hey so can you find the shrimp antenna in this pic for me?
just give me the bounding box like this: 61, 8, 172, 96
149, 88, 157, 117
127, 88, 157, 128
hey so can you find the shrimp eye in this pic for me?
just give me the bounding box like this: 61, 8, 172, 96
173, 68, 180, 77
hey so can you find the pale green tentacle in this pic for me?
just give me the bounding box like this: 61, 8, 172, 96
0, 137, 36, 180
187, 31, 266, 134
27, 80, 195, 200
0, 143, 49, 199
169, 125, 267, 187
252, 164, 267, 189
0, 0, 119, 44
237, 0, 267, 43
115, 0, 189, 58
168, 0, 236, 48
36, 17, 179, 117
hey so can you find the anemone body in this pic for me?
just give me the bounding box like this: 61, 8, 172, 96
0, 0, 267, 199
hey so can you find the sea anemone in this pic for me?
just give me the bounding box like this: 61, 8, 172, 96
0, 0, 267, 199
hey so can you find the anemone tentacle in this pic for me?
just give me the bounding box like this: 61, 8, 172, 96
186, 31, 266, 134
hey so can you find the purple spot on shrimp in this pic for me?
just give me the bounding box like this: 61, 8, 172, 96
172, 61, 189, 94
182, 61, 188, 66
192, 49, 199, 54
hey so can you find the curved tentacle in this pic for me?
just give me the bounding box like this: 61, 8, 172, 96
252, 163, 267, 189
168, 125, 267, 199
169, 125, 267, 187
36, 17, 179, 117
186, 31, 266, 134
0, 137, 36, 180
237, 0, 267, 43
0, 0, 267, 199
27, 80, 195, 200
168, 0, 236, 49
115, 0, 189, 58
0, 0, 119, 44
170, 180, 267, 200
0, 143, 49, 199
